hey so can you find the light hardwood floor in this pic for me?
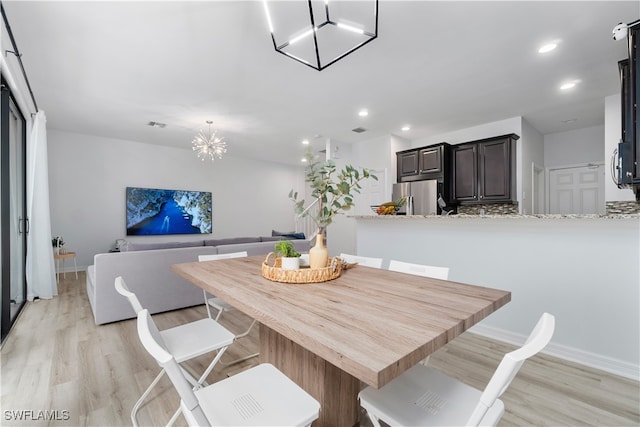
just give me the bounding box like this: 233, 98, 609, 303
1, 272, 638, 426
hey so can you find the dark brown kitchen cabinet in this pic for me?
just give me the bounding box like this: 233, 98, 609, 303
398, 150, 419, 178
397, 143, 450, 182
453, 134, 518, 204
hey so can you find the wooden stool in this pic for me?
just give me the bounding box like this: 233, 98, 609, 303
54, 251, 78, 283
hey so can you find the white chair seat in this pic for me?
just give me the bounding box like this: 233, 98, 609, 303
359, 364, 504, 426
195, 363, 320, 426
161, 318, 235, 363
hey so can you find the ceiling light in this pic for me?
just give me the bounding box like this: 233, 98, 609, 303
560, 81, 577, 90
401, 125, 411, 131
301, 157, 308, 163
147, 121, 166, 128
301, 139, 309, 145
192, 120, 227, 162
263, 0, 378, 71
538, 43, 557, 54
358, 109, 369, 117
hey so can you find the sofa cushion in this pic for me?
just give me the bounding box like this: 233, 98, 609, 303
204, 237, 261, 246
261, 236, 291, 242
124, 240, 204, 251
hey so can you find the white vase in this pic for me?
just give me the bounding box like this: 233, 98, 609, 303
281, 257, 300, 270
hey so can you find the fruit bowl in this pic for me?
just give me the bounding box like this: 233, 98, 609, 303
371, 204, 401, 215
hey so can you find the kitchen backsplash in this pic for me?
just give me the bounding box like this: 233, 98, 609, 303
457, 203, 519, 215
606, 201, 640, 215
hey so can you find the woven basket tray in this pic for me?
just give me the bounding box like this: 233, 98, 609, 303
261, 252, 344, 284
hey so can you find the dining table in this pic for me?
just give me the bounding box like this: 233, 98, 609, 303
172, 255, 511, 427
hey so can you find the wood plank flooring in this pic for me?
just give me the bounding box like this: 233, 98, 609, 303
1, 272, 638, 426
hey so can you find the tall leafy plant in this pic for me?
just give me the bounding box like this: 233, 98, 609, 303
289, 151, 377, 233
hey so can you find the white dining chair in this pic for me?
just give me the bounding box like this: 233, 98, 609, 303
115, 276, 235, 427
388, 259, 450, 280
359, 312, 555, 427
339, 253, 383, 269
199, 252, 258, 365
136, 308, 320, 426
388, 259, 450, 365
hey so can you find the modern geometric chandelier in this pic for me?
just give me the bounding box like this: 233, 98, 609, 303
263, 0, 378, 71
192, 121, 227, 162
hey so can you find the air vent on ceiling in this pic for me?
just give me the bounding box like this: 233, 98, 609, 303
147, 121, 167, 128
352, 127, 367, 133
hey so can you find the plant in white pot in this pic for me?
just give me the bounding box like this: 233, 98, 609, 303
289, 151, 377, 269
274, 240, 302, 270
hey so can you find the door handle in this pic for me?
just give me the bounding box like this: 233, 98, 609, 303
25, 217, 30, 234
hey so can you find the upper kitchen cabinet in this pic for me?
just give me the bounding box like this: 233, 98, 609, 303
397, 143, 451, 182
453, 134, 519, 204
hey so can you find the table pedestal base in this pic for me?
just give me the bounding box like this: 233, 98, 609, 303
260, 324, 360, 427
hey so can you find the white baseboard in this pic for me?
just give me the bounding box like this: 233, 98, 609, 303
469, 324, 640, 381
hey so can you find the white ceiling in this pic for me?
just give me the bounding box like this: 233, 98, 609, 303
3, 1, 639, 165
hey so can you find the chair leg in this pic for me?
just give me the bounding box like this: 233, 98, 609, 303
131, 369, 166, 427
219, 319, 259, 366
203, 290, 224, 321
195, 346, 228, 385
166, 407, 182, 427
420, 355, 431, 366
364, 409, 383, 427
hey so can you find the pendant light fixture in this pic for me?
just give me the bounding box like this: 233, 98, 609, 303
192, 120, 227, 162
263, 0, 378, 71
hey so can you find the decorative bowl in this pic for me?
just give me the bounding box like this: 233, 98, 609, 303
371, 204, 401, 215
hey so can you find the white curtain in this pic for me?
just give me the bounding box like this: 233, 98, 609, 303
26, 110, 57, 300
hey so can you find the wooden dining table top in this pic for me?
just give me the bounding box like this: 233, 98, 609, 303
172, 255, 511, 389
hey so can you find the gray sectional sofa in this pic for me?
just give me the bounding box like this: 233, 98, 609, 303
86, 236, 310, 325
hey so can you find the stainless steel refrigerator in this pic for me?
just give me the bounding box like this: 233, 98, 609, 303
392, 180, 438, 215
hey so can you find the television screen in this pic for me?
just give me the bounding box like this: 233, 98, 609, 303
126, 187, 212, 235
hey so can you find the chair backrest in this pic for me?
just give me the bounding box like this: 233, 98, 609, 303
198, 251, 248, 262
388, 260, 449, 280
137, 309, 211, 427
339, 253, 383, 269
467, 312, 555, 426
114, 276, 144, 314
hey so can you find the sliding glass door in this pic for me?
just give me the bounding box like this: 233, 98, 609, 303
1, 79, 27, 343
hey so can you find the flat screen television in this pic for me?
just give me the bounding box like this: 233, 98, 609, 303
126, 186, 212, 235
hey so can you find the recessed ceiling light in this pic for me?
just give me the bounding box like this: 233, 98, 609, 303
301, 157, 308, 163
301, 139, 309, 145
147, 121, 166, 128
538, 43, 557, 54
560, 81, 577, 90
358, 109, 369, 117
401, 125, 411, 132
561, 118, 578, 124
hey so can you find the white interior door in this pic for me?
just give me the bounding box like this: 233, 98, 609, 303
548, 164, 605, 214
354, 169, 387, 215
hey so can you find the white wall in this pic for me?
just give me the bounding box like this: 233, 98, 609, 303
604, 93, 636, 201
356, 217, 640, 379
544, 125, 604, 167
47, 129, 303, 268
521, 119, 544, 215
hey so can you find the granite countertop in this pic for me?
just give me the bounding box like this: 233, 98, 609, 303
353, 213, 640, 220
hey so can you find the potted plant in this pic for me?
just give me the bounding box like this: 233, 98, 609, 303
289, 150, 377, 269
274, 240, 302, 270
52, 236, 65, 254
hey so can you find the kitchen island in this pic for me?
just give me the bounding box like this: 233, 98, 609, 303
354, 213, 639, 380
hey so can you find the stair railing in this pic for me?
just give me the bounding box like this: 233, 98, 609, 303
295, 197, 320, 241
